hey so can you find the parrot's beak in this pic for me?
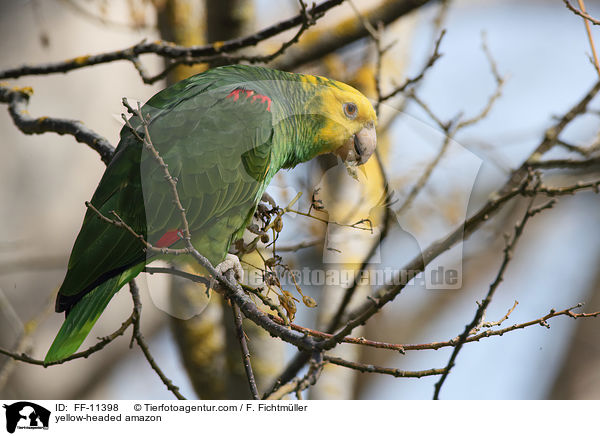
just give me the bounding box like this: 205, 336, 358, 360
336, 121, 377, 165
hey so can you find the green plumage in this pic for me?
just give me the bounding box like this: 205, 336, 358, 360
45, 65, 358, 363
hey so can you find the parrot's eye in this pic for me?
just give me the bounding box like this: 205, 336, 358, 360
343, 102, 358, 119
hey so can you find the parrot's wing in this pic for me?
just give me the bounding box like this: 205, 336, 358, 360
141, 86, 275, 261
47, 83, 275, 362
55, 129, 148, 312
56, 83, 274, 311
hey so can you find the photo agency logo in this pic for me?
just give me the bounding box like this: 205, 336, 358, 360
3, 402, 50, 433
247, 265, 460, 289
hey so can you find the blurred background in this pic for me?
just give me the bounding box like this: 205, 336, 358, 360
1, 0, 599, 400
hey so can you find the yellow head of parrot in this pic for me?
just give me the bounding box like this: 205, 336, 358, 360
300, 74, 378, 165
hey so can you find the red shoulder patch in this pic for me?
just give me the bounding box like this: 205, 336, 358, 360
155, 229, 183, 248
226, 88, 271, 112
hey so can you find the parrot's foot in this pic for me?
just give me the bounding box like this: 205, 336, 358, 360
211, 254, 244, 290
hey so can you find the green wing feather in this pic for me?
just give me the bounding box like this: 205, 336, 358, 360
46, 71, 275, 363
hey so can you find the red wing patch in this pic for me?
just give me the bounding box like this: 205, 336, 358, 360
155, 229, 183, 248
227, 88, 271, 112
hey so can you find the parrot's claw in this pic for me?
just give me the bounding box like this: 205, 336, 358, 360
211, 253, 244, 290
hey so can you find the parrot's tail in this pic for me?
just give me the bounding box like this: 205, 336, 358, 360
44, 265, 143, 364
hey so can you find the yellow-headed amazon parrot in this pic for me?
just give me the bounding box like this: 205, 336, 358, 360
45, 65, 377, 363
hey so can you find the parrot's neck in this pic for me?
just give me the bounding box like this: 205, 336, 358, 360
260, 73, 340, 172
272, 116, 329, 172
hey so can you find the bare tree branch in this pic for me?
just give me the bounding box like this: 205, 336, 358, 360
433, 195, 556, 399
128, 281, 187, 400
273, 0, 438, 70
0, 314, 134, 367
317, 81, 600, 353
271, 300, 600, 353
0, 84, 115, 164
0, 0, 346, 82
230, 299, 260, 400
563, 0, 600, 25
3, 1, 600, 400
528, 156, 600, 169
324, 355, 446, 378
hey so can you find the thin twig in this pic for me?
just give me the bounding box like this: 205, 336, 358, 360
128, 281, 186, 400
264, 352, 323, 400
273, 0, 436, 70
324, 355, 445, 378
276, 239, 322, 252
556, 138, 599, 156
403, 304, 600, 351
578, 0, 600, 75
472, 300, 519, 333
534, 178, 600, 196
455, 32, 505, 129
528, 156, 600, 169
379, 30, 446, 105
0, 314, 134, 367
563, 0, 600, 25
230, 298, 260, 400
144, 266, 210, 286
271, 315, 406, 354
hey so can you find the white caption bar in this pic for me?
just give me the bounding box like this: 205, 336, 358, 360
1, 400, 597, 435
